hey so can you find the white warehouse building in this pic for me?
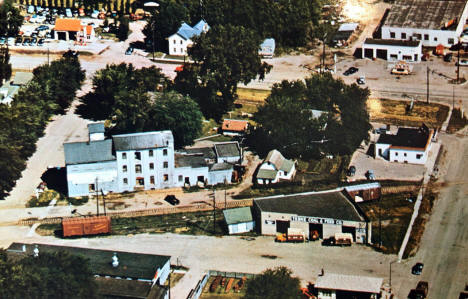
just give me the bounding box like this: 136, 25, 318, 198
381, 0, 468, 47
362, 38, 422, 62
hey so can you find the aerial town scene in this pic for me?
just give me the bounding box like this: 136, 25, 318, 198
0, 0, 467, 298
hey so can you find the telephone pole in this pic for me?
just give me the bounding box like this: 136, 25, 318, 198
426, 66, 429, 104
95, 178, 99, 216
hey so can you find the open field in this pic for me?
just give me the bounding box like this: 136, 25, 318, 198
367, 98, 449, 128
236, 88, 270, 103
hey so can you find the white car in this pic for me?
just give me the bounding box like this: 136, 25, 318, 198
91, 10, 99, 18
7, 37, 15, 46
456, 59, 468, 66
65, 8, 72, 17
36, 15, 46, 24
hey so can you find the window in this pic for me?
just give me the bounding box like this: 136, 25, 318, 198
404, 153, 407, 157
414, 34, 422, 40
89, 184, 95, 191
149, 150, 153, 157
150, 176, 155, 184
149, 163, 154, 170
163, 174, 169, 182
173, 40, 176, 44
123, 178, 128, 184
178, 175, 183, 182
135, 152, 141, 160
163, 149, 168, 156
135, 164, 142, 173
122, 153, 127, 159
180, 40, 182, 44
401, 32, 406, 39
136, 178, 144, 186
424, 34, 429, 41
434, 37, 438, 41
163, 161, 168, 168
416, 154, 422, 159
122, 165, 127, 172
395, 152, 398, 156
448, 38, 454, 45
390, 32, 395, 38
181, 48, 183, 53
284, 171, 288, 176
174, 48, 176, 53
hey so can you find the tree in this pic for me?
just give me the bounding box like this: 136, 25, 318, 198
175, 24, 272, 120
116, 16, 129, 41
0, 0, 23, 37
249, 73, 371, 159
0, 250, 97, 299
0, 46, 12, 83
244, 267, 301, 299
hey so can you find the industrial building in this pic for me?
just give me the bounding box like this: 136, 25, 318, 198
315, 272, 384, 299
7, 242, 171, 299
375, 125, 434, 164
253, 189, 371, 244
362, 38, 422, 62
380, 0, 468, 47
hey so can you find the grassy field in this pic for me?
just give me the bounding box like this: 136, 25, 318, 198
201, 276, 248, 299
446, 108, 467, 133
368, 98, 449, 128
236, 88, 270, 103
358, 192, 418, 254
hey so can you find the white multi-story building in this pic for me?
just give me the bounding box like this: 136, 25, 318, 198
64, 123, 238, 197
167, 20, 209, 56
380, 0, 468, 47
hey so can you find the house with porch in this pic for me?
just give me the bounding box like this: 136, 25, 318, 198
256, 149, 296, 184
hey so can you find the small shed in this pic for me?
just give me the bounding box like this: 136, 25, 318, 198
259, 38, 275, 58
223, 207, 254, 234
345, 182, 381, 202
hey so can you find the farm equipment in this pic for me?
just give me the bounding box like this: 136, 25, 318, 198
225, 278, 234, 293
210, 276, 222, 292
234, 277, 247, 293
322, 233, 353, 246
408, 281, 428, 299
310, 230, 320, 241
275, 228, 306, 243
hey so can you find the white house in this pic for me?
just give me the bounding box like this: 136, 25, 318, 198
375, 125, 434, 164
64, 123, 235, 197
315, 272, 383, 299
223, 207, 255, 234
380, 0, 468, 47
362, 38, 422, 62
167, 20, 209, 56
256, 149, 296, 184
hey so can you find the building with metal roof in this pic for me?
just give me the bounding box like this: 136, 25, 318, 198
0, 72, 34, 105
213, 142, 242, 164
253, 189, 371, 243
168, 20, 210, 56
7, 242, 170, 299
259, 38, 276, 58
256, 149, 296, 185
315, 272, 383, 298
380, 0, 468, 47
223, 207, 255, 234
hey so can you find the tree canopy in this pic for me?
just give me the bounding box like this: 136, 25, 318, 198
244, 266, 301, 299
0, 249, 97, 299
249, 73, 371, 159
0, 0, 23, 37
0, 46, 12, 84
174, 24, 272, 121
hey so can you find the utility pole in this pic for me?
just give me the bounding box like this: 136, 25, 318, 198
213, 189, 216, 235
95, 178, 99, 216
101, 189, 107, 216
426, 66, 429, 104
452, 85, 455, 109
379, 195, 382, 249
457, 41, 461, 83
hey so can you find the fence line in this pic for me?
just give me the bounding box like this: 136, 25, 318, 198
381, 185, 419, 194
18, 199, 253, 226
186, 274, 209, 299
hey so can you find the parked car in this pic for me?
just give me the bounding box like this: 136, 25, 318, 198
125, 46, 134, 55
164, 195, 180, 206
444, 53, 453, 62
31, 37, 37, 45
15, 37, 22, 46
22, 38, 30, 46
366, 170, 375, 180
37, 25, 49, 31
0, 37, 6, 45
343, 67, 358, 76
91, 10, 99, 18
347, 165, 356, 176
27, 5, 35, 14
37, 38, 44, 46
456, 59, 468, 66
321, 237, 336, 246
65, 8, 72, 17
411, 262, 424, 275
357, 75, 366, 85
7, 37, 16, 46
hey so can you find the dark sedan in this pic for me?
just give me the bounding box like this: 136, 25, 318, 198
343, 67, 359, 76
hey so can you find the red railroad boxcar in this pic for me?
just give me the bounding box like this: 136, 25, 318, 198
62, 216, 111, 237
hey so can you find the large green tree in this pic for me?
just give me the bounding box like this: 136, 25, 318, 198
0, 46, 12, 83
116, 16, 130, 41
249, 73, 371, 159
175, 24, 272, 120
0, 0, 23, 37
0, 249, 97, 299
244, 267, 301, 299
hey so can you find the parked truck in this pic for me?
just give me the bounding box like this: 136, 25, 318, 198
408, 281, 428, 299
322, 233, 353, 246
275, 228, 306, 243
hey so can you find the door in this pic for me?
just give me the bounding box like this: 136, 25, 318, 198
342, 226, 356, 241
276, 220, 290, 234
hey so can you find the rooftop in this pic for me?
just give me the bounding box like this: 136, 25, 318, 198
96, 277, 153, 298
87, 122, 105, 134
222, 119, 249, 132
11, 72, 34, 86
113, 131, 173, 151
338, 23, 359, 32
264, 149, 295, 172
223, 207, 253, 225
64, 139, 115, 165
377, 126, 433, 150
254, 190, 367, 222
383, 0, 467, 30
174, 152, 209, 168
345, 182, 381, 192
209, 162, 233, 171
174, 20, 209, 40
54, 18, 82, 31
214, 142, 241, 158
364, 38, 421, 47
315, 272, 383, 294
7, 243, 170, 281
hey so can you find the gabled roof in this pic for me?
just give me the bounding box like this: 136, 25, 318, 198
254, 190, 367, 222
315, 273, 383, 294
223, 207, 253, 225
193, 20, 210, 34
338, 23, 359, 32
173, 20, 209, 41
11, 72, 33, 86
112, 131, 173, 151
376, 126, 433, 150
209, 162, 233, 171
54, 18, 82, 31
222, 119, 249, 132
7, 243, 170, 281
257, 168, 277, 180
88, 122, 105, 134
264, 149, 294, 172
64, 139, 115, 165
214, 142, 241, 158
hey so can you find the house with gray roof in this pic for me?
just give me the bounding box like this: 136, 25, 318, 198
223, 207, 254, 234
168, 20, 209, 56
253, 189, 371, 243
256, 149, 296, 185
0, 72, 34, 105
213, 141, 242, 164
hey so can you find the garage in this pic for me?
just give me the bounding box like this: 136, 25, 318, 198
376, 49, 387, 59
364, 48, 373, 59
254, 189, 371, 244
362, 38, 422, 62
